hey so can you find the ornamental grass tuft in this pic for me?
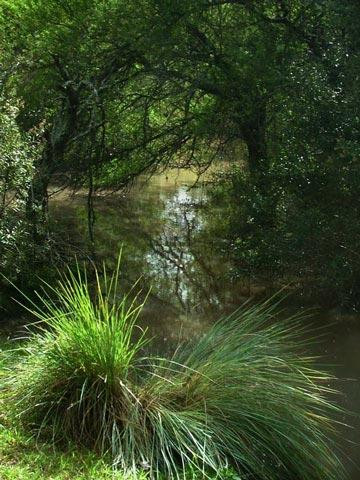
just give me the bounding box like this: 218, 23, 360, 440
7, 261, 345, 479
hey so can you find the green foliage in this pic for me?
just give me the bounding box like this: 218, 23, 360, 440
0, 94, 38, 282
6, 262, 345, 479
1, 0, 359, 309
0, 89, 54, 314
0, 432, 140, 480
211, 159, 360, 309
204, 0, 360, 308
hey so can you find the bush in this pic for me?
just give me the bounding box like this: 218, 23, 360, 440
0, 92, 53, 314
0, 94, 37, 281
209, 161, 360, 310
7, 262, 345, 479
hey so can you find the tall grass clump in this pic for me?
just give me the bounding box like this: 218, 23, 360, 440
7, 262, 345, 480
7, 258, 148, 451
130, 306, 345, 480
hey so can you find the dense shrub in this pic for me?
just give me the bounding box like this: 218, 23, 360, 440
210, 156, 360, 310
0, 95, 36, 281
0, 94, 57, 315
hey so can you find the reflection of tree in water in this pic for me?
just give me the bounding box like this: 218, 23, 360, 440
145, 185, 225, 312
50, 176, 232, 315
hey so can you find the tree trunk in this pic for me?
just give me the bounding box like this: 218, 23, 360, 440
26, 140, 52, 253
239, 104, 277, 228
241, 103, 269, 192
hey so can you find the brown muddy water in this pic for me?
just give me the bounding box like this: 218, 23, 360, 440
8, 169, 360, 476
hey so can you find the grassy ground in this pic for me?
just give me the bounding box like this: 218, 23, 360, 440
0, 428, 134, 480
0, 423, 235, 480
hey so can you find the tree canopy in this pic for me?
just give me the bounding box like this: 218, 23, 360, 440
1, 0, 359, 307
